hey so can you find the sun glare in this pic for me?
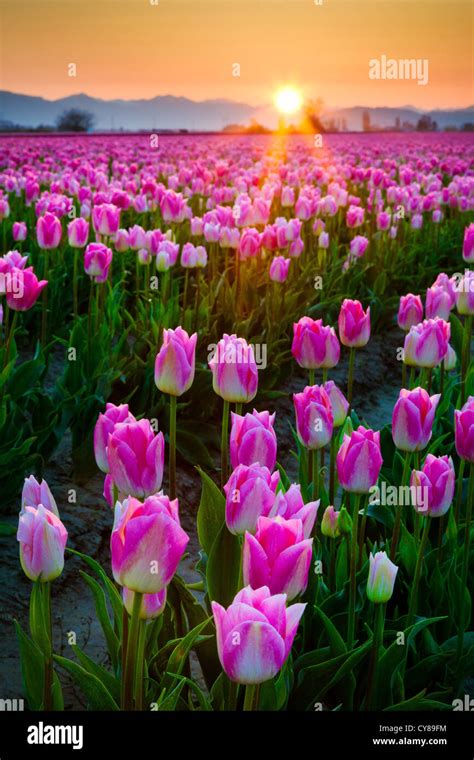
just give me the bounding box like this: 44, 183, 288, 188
274, 86, 303, 115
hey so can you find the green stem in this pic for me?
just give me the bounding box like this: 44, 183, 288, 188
454, 458, 466, 524
42, 582, 53, 711
312, 447, 319, 501
73, 249, 79, 317
243, 683, 259, 711
347, 347, 356, 412
322, 367, 328, 384
347, 492, 361, 649
169, 394, 177, 499
134, 621, 146, 711
221, 399, 230, 487
329, 432, 336, 504
390, 450, 412, 561
122, 591, 143, 710
365, 603, 385, 710
309, 368, 315, 386
41, 250, 49, 345
461, 316, 472, 406
235, 402, 243, 416
455, 462, 474, 685
407, 517, 430, 628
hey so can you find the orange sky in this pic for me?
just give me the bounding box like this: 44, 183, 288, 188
0, 0, 472, 108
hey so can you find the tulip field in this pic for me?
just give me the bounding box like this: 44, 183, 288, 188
1, 131, 473, 714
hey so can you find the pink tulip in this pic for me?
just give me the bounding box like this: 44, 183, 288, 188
426, 285, 452, 321
111, 494, 189, 593
230, 409, 277, 470
410, 454, 455, 517
17, 505, 68, 582
94, 403, 136, 474
293, 385, 334, 450
84, 242, 113, 283
455, 270, 474, 315
208, 334, 258, 404
6, 267, 47, 311
272, 484, 319, 538
292, 317, 340, 370
403, 318, 450, 367
346, 205, 364, 228
128, 225, 147, 251
67, 218, 89, 248
398, 294, 423, 331
337, 426, 383, 493
12, 222, 27, 242
455, 397, 474, 462
239, 229, 261, 260
107, 419, 165, 499
323, 381, 349, 426
321, 505, 340, 538
114, 229, 130, 252
0, 250, 28, 273
154, 327, 197, 397
21, 475, 58, 516
224, 463, 279, 535
211, 585, 306, 684
36, 212, 62, 249
122, 586, 167, 620
392, 387, 440, 452
432, 273, 456, 309
91, 203, 120, 236
463, 223, 474, 263
269, 256, 290, 283
349, 235, 369, 259
338, 299, 370, 348
243, 516, 313, 600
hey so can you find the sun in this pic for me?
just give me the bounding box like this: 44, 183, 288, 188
274, 86, 303, 115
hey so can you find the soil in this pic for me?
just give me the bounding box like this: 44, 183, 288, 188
0, 327, 402, 709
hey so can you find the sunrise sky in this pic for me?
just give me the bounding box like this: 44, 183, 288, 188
0, 0, 472, 109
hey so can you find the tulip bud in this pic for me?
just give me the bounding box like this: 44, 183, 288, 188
392, 387, 440, 452
107, 419, 165, 499
338, 299, 370, 348
154, 327, 197, 397
122, 586, 167, 620
337, 426, 383, 494
21, 475, 58, 516
230, 409, 277, 471
17, 505, 68, 582
224, 463, 279, 535
321, 506, 340, 538
337, 506, 352, 534
366, 551, 398, 604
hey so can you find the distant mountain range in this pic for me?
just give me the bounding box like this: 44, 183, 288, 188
0, 90, 472, 132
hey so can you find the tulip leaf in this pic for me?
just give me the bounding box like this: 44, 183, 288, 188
160, 618, 212, 693
157, 673, 212, 711
70, 644, 121, 703
384, 690, 452, 711
196, 467, 226, 555
54, 655, 119, 710
206, 523, 241, 607
29, 581, 51, 658
14, 620, 45, 711
80, 571, 120, 671
170, 575, 221, 689
67, 548, 123, 636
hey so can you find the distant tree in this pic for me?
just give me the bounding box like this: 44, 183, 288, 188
362, 111, 371, 132
416, 115, 437, 132
301, 98, 326, 133
56, 109, 94, 132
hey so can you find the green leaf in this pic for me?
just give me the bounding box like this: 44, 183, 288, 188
54, 655, 119, 710
196, 467, 225, 555
160, 618, 212, 693
67, 548, 123, 635
206, 523, 241, 606
14, 620, 45, 711
71, 644, 121, 703
80, 571, 120, 670
29, 582, 50, 657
